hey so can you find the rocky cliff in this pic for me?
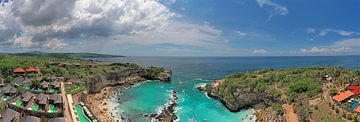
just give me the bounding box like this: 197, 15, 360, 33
198, 79, 283, 112
87, 68, 172, 94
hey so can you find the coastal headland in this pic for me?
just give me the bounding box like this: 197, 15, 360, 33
198, 67, 360, 122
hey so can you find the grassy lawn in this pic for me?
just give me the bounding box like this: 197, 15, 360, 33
30, 103, 40, 111
35, 88, 44, 92
1, 96, 9, 101
48, 104, 58, 113
13, 100, 23, 107
48, 88, 57, 93
311, 103, 347, 122
65, 85, 86, 94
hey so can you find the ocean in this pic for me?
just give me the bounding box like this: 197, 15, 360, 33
92, 56, 360, 122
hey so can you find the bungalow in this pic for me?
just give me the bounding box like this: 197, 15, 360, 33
13, 67, 25, 76
3, 86, 17, 96
85, 64, 93, 68
36, 93, 48, 110
21, 92, 34, 105
0, 108, 20, 122
49, 94, 63, 111
51, 82, 60, 89
41, 82, 49, 90
332, 91, 355, 103
26, 67, 39, 74
49, 94, 62, 104
48, 62, 60, 67
74, 63, 81, 67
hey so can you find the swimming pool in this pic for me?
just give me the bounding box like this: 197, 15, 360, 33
75, 105, 91, 122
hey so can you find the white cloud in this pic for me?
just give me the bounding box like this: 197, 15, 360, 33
253, 49, 269, 54
8, 36, 33, 48
300, 47, 351, 54
109, 21, 228, 48
256, 0, 288, 21
332, 38, 360, 47
307, 28, 316, 33
308, 28, 359, 37
235, 31, 247, 36
0, 0, 228, 52
299, 38, 360, 55
319, 29, 359, 36
42, 38, 68, 49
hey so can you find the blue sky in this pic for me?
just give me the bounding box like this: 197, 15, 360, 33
0, 0, 360, 56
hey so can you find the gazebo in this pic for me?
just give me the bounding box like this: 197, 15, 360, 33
26, 67, 38, 74
13, 68, 25, 76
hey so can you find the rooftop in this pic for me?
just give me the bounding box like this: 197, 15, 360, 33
20, 115, 40, 122
21, 92, 34, 102
36, 93, 48, 105
13, 68, 25, 73
332, 91, 355, 102
50, 94, 62, 104
0, 108, 19, 122
26, 67, 38, 72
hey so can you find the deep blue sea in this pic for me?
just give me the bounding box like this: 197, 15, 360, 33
92, 56, 360, 122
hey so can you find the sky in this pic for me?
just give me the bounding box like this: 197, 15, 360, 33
0, 0, 359, 56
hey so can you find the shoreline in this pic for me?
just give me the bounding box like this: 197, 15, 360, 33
86, 70, 172, 121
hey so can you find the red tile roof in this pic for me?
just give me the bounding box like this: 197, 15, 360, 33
26, 67, 38, 72
355, 106, 360, 112
348, 85, 360, 94
332, 91, 355, 102
13, 68, 25, 73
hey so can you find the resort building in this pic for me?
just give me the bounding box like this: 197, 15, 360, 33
13, 67, 26, 76
332, 91, 355, 103
41, 82, 50, 91
20, 115, 40, 122
36, 93, 48, 111
26, 67, 39, 74
49, 94, 63, 113
20, 92, 35, 107
0, 108, 20, 121
3, 85, 17, 97
0, 67, 68, 121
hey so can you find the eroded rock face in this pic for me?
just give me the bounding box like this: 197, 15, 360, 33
87, 69, 172, 94
156, 69, 172, 82
256, 108, 285, 122
202, 79, 283, 112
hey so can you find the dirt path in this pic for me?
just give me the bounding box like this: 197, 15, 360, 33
283, 104, 299, 122
61, 82, 74, 122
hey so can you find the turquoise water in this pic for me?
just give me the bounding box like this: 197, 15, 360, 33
95, 56, 360, 122
75, 105, 91, 122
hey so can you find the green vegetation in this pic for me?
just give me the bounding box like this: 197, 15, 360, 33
65, 85, 86, 94
31, 103, 40, 111
0, 102, 6, 111
217, 67, 360, 121
271, 103, 284, 114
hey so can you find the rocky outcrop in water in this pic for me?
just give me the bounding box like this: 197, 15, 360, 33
146, 90, 178, 122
